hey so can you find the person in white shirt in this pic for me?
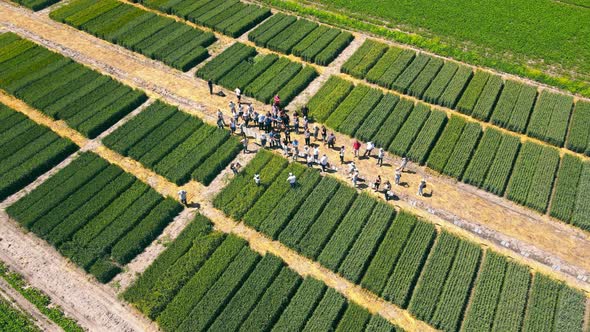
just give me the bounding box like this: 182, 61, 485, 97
313, 146, 320, 162
320, 154, 328, 172
254, 174, 260, 186
397, 157, 408, 172
377, 147, 384, 166
235, 87, 241, 102
178, 190, 187, 206
364, 141, 375, 157
418, 179, 427, 196
287, 173, 297, 188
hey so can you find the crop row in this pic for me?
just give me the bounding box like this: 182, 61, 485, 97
0, 103, 78, 201
0, 33, 147, 138
6, 152, 182, 283
197, 43, 317, 107
344, 39, 588, 152
249, 13, 354, 65
10, 0, 57, 11
124, 214, 400, 332
214, 151, 587, 331
0, 297, 39, 332
104, 101, 240, 185
51, 0, 215, 71
135, 0, 271, 38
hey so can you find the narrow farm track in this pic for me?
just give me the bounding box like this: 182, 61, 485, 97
1, 2, 589, 292
0, 278, 62, 332
0, 90, 436, 332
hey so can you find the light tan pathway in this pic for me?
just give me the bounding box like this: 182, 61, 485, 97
0, 90, 436, 332
1, 2, 589, 293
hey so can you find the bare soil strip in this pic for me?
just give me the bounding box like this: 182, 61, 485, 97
1, 3, 589, 293
0, 278, 61, 332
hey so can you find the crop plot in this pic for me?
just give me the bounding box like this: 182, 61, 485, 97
135, 0, 271, 38
249, 13, 354, 65
0, 33, 147, 138
123, 214, 399, 332
51, 0, 216, 71
6, 152, 182, 283
0, 103, 77, 201
197, 43, 317, 107
344, 39, 590, 154
103, 101, 240, 185
214, 150, 587, 330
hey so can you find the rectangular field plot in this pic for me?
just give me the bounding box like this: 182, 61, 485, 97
213, 150, 587, 330
50, 0, 216, 71
248, 13, 354, 65
123, 214, 399, 332
136, 0, 271, 38
0, 33, 147, 138
0, 103, 77, 201
6, 152, 182, 283
103, 101, 241, 185
197, 43, 318, 107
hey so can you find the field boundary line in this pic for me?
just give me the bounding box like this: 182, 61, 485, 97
2, 8, 589, 292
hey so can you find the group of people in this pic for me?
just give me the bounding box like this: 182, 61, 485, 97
177, 83, 430, 207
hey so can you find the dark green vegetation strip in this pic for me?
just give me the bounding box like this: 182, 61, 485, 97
0, 102, 78, 201
214, 150, 588, 331
6, 152, 182, 283
0, 296, 40, 332
0, 33, 147, 138
197, 42, 317, 107
50, 0, 216, 71
10, 0, 59, 11
124, 213, 400, 332
0, 262, 83, 332
103, 100, 240, 185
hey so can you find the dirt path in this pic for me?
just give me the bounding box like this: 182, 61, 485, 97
0, 278, 61, 332
2, 3, 589, 292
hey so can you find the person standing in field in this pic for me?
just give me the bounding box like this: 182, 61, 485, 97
348, 161, 356, 176
229, 118, 236, 134
293, 115, 299, 134
364, 141, 375, 158
327, 133, 336, 149
353, 140, 361, 158
254, 173, 260, 186
301, 105, 309, 118
217, 109, 225, 128
395, 170, 402, 186
208, 79, 213, 95
377, 147, 384, 166
320, 154, 328, 172
373, 175, 381, 192
304, 129, 311, 146
313, 125, 319, 141
313, 146, 320, 163
303, 145, 310, 160
229, 101, 236, 113
240, 136, 248, 153
418, 179, 427, 196
307, 154, 314, 168
397, 157, 408, 172
178, 189, 187, 206
339, 146, 345, 164
287, 172, 297, 188
352, 170, 359, 188
292, 139, 299, 161
321, 125, 327, 143
260, 133, 267, 148
235, 87, 241, 103
384, 180, 392, 201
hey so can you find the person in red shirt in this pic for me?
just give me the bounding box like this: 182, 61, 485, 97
352, 140, 361, 158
